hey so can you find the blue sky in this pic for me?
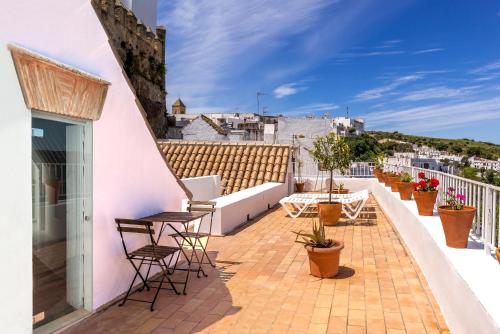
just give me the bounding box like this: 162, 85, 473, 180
158, 0, 500, 143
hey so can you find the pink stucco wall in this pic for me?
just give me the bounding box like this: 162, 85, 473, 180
1, 0, 187, 310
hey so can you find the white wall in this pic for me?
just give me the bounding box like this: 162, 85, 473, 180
211, 182, 288, 235
0, 41, 33, 334
182, 175, 221, 201
0, 1, 188, 331
182, 118, 228, 141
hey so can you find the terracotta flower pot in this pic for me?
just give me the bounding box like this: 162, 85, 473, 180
305, 241, 344, 278
379, 173, 387, 184
397, 182, 413, 200
333, 189, 349, 194
385, 175, 397, 188
388, 176, 400, 192
496, 247, 500, 265
438, 205, 476, 248
317, 202, 342, 226
295, 182, 305, 193
413, 190, 438, 216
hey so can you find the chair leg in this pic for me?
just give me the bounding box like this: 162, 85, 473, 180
150, 272, 164, 311
119, 258, 145, 307
197, 237, 215, 268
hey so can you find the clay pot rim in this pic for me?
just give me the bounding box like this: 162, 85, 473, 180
413, 190, 438, 194
295, 182, 305, 185
396, 181, 413, 185
305, 241, 344, 253
438, 205, 476, 213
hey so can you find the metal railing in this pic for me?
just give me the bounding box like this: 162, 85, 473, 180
384, 164, 500, 254
299, 161, 376, 178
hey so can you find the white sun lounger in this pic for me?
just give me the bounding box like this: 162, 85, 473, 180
279, 190, 369, 220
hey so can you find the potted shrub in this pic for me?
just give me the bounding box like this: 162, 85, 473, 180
384, 172, 398, 188
396, 173, 414, 200
413, 172, 439, 216
388, 173, 401, 192
334, 182, 349, 194
438, 188, 476, 248
293, 220, 344, 278
310, 133, 351, 225
295, 159, 305, 193
371, 152, 385, 181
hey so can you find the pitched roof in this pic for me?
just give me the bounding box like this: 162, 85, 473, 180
200, 115, 227, 135
172, 98, 185, 107
158, 140, 291, 195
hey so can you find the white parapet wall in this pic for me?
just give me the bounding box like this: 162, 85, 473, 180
182, 175, 221, 201
182, 180, 289, 236
328, 177, 500, 334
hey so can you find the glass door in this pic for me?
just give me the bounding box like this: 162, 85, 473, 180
31, 114, 91, 329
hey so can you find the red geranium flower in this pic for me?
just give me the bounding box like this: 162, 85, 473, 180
418, 172, 426, 179
412, 182, 419, 190
418, 180, 426, 188
429, 178, 439, 188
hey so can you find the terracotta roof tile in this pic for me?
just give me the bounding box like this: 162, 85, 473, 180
158, 140, 291, 195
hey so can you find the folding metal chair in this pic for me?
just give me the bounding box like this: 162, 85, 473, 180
169, 200, 216, 294
115, 219, 180, 311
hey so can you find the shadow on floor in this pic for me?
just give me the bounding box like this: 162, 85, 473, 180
63, 251, 241, 333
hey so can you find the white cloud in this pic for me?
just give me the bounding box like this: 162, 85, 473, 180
362, 97, 500, 133
273, 83, 307, 98
159, 0, 336, 108
399, 85, 479, 101
355, 75, 422, 101
338, 50, 404, 58
471, 59, 500, 74
413, 48, 444, 55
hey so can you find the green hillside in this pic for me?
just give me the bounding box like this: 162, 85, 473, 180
367, 131, 500, 160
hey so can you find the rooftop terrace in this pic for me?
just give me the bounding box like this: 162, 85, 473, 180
64, 196, 449, 334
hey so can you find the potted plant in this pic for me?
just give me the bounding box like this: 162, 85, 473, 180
388, 173, 401, 192
396, 173, 414, 200
334, 182, 349, 194
384, 172, 398, 189
496, 247, 500, 265
371, 152, 385, 181
295, 159, 305, 193
438, 188, 476, 248
310, 134, 351, 225
293, 220, 344, 278
413, 172, 439, 216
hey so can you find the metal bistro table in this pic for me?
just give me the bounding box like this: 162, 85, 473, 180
140, 211, 210, 294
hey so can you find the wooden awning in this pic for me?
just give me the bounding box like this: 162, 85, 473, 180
9, 45, 110, 121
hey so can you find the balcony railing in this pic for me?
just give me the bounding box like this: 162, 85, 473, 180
384, 163, 500, 254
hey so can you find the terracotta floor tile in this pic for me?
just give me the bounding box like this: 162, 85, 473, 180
62, 197, 448, 334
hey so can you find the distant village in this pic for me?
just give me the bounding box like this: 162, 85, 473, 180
165, 98, 500, 178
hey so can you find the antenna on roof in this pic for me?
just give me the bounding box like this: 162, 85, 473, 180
346, 106, 349, 118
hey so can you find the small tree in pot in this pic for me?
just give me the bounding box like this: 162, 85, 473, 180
396, 173, 414, 200
293, 220, 344, 278
310, 134, 351, 225
412, 172, 439, 216
293, 134, 306, 192
438, 188, 476, 248
295, 159, 305, 192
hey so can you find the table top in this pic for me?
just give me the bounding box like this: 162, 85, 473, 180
140, 211, 208, 223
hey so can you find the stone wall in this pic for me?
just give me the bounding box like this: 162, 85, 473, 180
92, 0, 167, 137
